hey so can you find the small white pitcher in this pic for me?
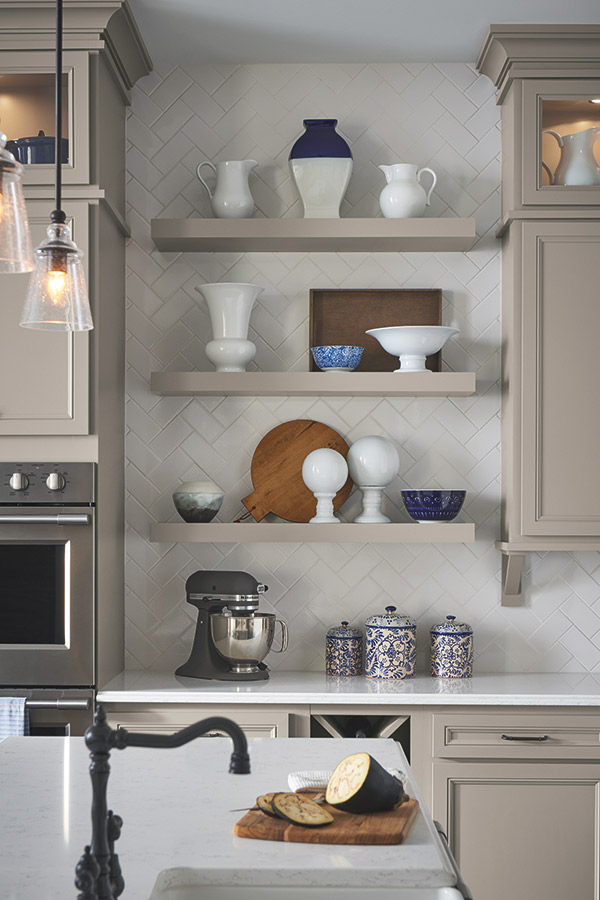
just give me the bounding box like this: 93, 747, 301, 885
196, 159, 258, 218
378, 163, 437, 218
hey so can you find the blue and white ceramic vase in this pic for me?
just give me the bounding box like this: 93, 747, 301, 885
430, 615, 473, 678
289, 119, 353, 218
326, 621, 363, 676
365, 606, 416, 680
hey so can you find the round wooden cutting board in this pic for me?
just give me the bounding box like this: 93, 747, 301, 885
241, 419, 353, 522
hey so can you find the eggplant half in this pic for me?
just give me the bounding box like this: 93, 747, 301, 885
256, 793, 279, 817
272, 792, 333, 827
325, 752, 403, 813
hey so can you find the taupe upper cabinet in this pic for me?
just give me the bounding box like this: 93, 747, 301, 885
477, 26, 600, 604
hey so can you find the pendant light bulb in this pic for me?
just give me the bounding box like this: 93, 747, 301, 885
21, 221, 93, 331
0, 133, 34, 274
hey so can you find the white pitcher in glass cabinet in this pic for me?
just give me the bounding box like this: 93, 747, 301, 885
378, 163, 437, 218
196, 159, 258, 218
542, 127, 600, 186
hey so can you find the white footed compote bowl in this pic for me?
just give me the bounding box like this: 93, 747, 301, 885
365, 325, 459, 373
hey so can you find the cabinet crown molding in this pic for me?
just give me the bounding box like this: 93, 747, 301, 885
477, 24, 600, 96
0, 0, 152, 89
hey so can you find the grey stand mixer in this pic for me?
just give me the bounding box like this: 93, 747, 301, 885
175, 570, 288, 681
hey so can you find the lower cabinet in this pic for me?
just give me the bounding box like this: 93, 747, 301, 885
430, 710, 600, 900
106, 704, 295, 739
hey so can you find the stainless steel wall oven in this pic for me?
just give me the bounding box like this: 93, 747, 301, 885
0, 463, 95, 732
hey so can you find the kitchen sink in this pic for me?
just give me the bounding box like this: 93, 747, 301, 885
149, 871, 464, 900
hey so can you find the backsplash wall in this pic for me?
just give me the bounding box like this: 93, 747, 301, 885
125, 62, 600, 674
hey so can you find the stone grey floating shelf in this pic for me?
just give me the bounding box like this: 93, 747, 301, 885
150, 522, 475, 544
150, 217, 476, 253
150, 371, 476, 397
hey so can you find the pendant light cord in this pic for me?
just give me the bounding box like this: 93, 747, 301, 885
52, 0, 66, 225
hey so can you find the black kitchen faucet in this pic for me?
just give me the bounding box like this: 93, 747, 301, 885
75, 705, 250, 899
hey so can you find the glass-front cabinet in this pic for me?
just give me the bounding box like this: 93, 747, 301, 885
0, 49, 89, 185
515, 79, 600, 207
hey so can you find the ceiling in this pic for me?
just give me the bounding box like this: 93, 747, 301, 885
128, 0, 599, 68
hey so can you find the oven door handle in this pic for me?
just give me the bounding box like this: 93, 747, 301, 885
0, 514, 91, 525
25, 699, 91, 710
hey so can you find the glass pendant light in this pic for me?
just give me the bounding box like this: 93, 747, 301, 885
20, 0, 93, 331
0, 133, 33, 273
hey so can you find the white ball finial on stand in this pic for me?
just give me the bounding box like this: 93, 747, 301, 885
347, 435, 399, 524
302, 448, 348, 524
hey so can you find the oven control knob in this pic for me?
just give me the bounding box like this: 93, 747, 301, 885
9, 472, 29, 491
46, 472, 66, 492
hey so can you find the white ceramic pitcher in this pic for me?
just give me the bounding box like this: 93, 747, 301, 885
196, 159, 258, 218
542, 127, 600, 186
378, 163, 437, 218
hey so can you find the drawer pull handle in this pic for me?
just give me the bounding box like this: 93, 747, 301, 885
501, 733, 549, 742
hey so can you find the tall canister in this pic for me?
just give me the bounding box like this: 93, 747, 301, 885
325, 621, 363, 676
365, 606, 416, 679
430, 615, 473, 678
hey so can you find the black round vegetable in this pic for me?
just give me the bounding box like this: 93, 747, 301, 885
325, 752, 403, 813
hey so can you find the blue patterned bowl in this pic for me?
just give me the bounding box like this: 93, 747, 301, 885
311, 345, 364, 372
172, 480, 224, 523
401, 489, 466, 522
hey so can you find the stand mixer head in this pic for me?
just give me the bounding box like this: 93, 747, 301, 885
175, 570, 288, 681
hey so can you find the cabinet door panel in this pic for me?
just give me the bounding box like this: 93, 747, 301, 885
521, 220, 600, 535
0, 199, 89, 434
433, 762, 600, 900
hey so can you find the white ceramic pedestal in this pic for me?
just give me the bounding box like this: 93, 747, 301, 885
195, 282, 263, 372
355, 485, 390, 523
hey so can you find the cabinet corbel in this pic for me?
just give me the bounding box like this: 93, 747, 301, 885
500, 550, 526, 607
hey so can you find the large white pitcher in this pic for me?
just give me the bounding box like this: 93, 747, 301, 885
378, 163, 437, 218
542, 127, 600, 186
196, 159, 258, 218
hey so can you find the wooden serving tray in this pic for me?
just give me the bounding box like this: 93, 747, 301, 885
309, 288, 442, 372
233, 796, 419, 845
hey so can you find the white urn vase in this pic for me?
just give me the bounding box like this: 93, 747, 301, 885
194, 282, 263, 372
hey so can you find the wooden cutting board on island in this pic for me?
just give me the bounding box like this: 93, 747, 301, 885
233, 793, 419, 845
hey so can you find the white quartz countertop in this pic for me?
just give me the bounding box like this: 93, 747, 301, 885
97, 670, 600, 706
0, 736, 454, 899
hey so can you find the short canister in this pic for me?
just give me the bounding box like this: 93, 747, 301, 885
430, 615, 473, 678
325, 621, 363, 676
365, 606, 416, 679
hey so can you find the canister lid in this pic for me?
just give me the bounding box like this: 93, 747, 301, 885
327, 620, 362, 639
430, 615, 472, 636
365, 605, 416, 628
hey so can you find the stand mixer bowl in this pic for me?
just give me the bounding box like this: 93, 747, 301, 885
210, 612, 288, 674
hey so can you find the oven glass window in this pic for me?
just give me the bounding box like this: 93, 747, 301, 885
0, 544, 65, 644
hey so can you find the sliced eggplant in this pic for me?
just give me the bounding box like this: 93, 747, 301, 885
272, 792, 333, 827
256, 792, 279, 817
325, 752, 403, 813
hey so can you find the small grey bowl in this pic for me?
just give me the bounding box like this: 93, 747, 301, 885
172, 480, 224, 523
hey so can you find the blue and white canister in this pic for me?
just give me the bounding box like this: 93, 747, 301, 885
326, 621, 363, 676
289, 119, 353, 219
430, 615, 473, 678
365, 606, 416, 680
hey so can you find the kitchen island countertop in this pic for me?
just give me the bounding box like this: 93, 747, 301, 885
97, 670, 600, 706
0, 736, 454, 899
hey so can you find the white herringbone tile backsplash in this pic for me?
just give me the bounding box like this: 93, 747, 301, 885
125, 62, 600, 675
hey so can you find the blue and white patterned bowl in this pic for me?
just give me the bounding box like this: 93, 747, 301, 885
401, 489, 466, 522
311, 345, 364, 372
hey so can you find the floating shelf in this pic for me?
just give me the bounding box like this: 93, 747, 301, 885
150, 522, 475, 544
151, 217, 476, 253
151, 371, 476, 397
